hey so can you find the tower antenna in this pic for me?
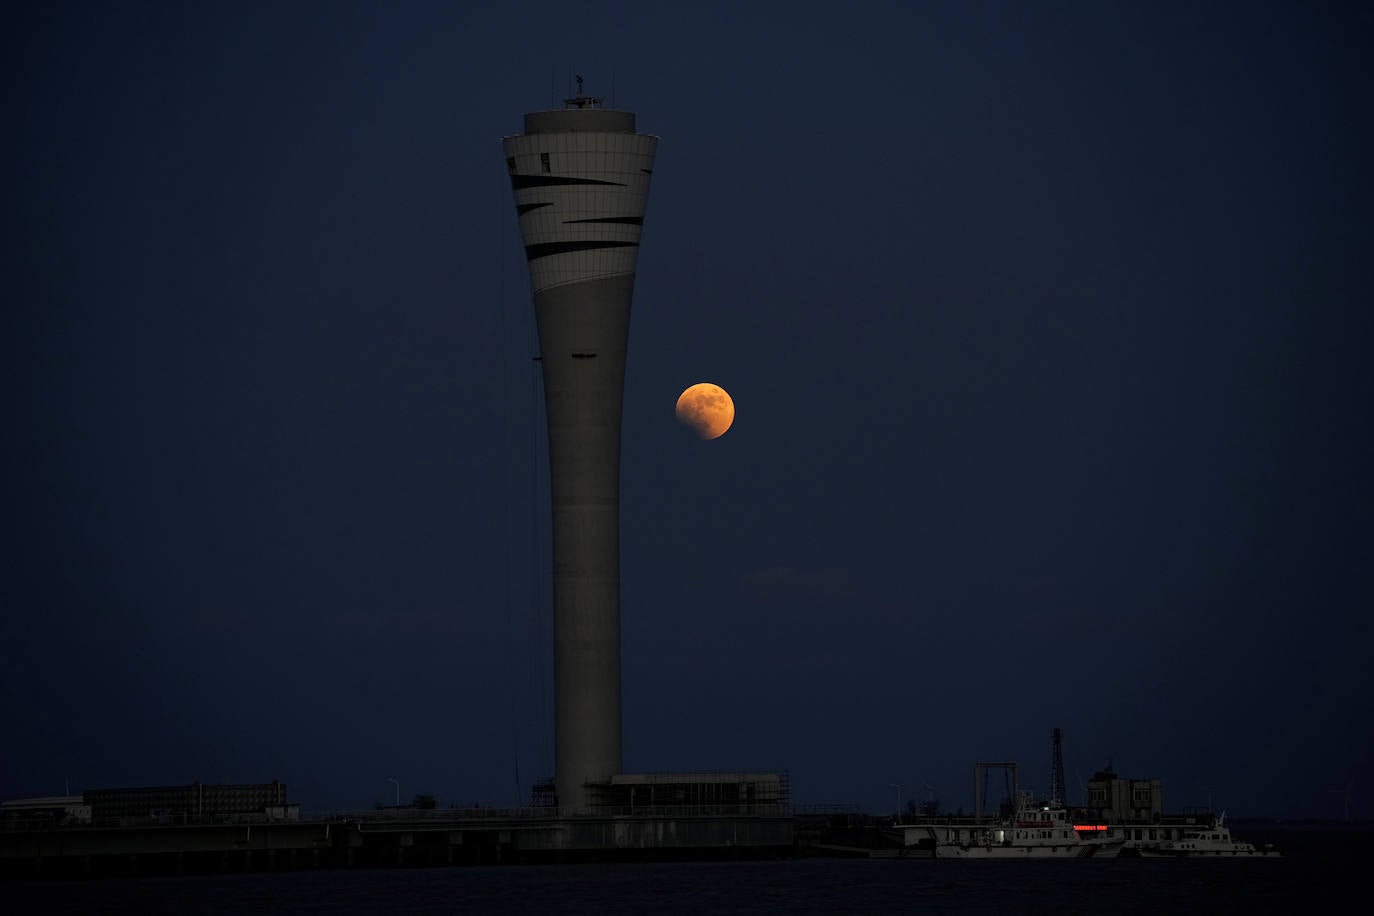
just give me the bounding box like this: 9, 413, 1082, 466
1050, 727, 1067, 808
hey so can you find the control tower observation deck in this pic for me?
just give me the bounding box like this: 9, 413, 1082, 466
502, 90, 658, 812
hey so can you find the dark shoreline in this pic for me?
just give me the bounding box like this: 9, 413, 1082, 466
4, 822, 1364, 883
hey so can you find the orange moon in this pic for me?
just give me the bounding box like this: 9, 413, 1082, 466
675, 383, 734, 440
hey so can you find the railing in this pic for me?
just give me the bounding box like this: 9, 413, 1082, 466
793, 804, 867, 815
3, 804, 795, 832
302, 804, 792, 822
889, 815, 991, 827
1, 813, 300, 832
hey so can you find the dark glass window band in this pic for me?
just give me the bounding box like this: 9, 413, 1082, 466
510, 175, 626, 190
525, 240, 640, 261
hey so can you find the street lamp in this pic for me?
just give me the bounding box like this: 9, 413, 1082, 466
388, 778, 400, 807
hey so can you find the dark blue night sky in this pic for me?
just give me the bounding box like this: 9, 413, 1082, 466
5, 1, 1371, 819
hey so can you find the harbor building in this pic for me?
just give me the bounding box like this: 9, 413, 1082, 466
1083, 767, 1164, 822
0, 796, 90, 829
84, 782, 297, 825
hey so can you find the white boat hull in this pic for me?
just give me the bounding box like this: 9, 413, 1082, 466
936, 842, 1115, 859
1137, 848, 1280, 858
891, 794, 1126, 860
1135, 816, 1280, 858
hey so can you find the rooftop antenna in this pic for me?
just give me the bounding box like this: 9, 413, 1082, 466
562, 75, 602, 110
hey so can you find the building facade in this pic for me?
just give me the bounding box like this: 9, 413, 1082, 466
84, 782, 291, 824
1084, 767, 1164, 822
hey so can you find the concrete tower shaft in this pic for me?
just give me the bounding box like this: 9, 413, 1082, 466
503, 99, 657, 812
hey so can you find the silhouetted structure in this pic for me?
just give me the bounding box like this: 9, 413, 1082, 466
1050, 727, 1067, 808
0, 796, 89, 829
586, 772, 789, 814
1084, 766, 1164, 822
85, 781, 294, 824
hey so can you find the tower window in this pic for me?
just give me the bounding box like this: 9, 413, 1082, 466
540, 152, 550, 173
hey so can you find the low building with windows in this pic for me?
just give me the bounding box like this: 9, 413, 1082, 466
0, 796, 91, 828
585, 772, 790, 815
1083, 766, 1163, 822
84, 781, 294, 825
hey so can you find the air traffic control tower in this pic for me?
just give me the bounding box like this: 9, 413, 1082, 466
503, 87, 657, 811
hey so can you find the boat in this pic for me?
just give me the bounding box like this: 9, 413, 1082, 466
1136, 813, 1280, 858
887, 791, 1126, 859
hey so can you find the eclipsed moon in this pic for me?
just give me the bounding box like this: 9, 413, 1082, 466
675, 382, 735, 440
